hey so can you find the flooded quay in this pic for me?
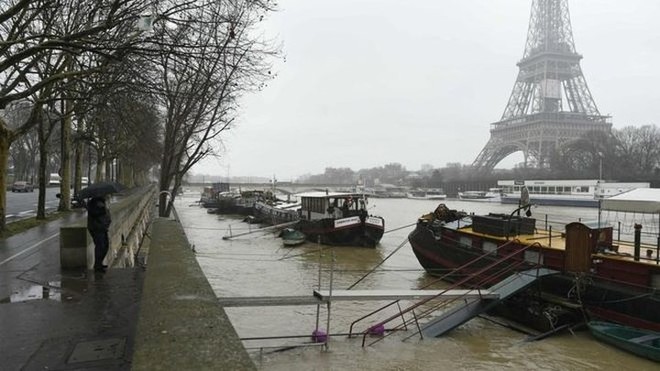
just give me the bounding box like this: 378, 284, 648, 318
175, 192, 658, 370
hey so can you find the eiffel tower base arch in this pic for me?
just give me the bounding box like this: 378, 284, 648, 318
472, 113, 611, 172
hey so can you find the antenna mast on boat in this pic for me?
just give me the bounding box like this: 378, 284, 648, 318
598, 153, 603, 229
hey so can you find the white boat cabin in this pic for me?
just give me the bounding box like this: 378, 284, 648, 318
299, 192, 368, 221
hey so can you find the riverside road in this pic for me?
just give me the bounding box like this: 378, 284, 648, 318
4, 187, 60, 221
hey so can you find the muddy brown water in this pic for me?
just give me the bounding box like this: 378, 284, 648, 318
175, 193, 658, 370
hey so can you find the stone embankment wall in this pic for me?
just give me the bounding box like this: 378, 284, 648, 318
60, 185, 157, 269
132, 217, 255, 370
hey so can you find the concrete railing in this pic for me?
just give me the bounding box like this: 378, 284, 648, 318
60, 185, 157, 270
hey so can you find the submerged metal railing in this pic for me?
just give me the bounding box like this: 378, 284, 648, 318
349, 236, 545, 346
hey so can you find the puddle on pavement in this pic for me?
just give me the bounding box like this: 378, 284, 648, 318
2, 275, 91, 303
7, 283, 63, 302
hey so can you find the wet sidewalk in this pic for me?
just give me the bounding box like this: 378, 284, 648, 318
0, 212, 144, 370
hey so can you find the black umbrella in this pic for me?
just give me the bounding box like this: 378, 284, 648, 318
78, 181, 125, 199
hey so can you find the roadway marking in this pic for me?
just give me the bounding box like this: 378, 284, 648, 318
0, 233, 60, 267
33, 201, 59, 206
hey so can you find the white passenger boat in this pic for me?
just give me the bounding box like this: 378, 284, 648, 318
457, 188, 502, 202
407, 189, 447, 200
498, 180, 650, 207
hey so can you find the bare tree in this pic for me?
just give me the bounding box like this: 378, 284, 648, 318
0, 0, 155, 230
1, 0, 278, 228
613, 125, 660, 178
550, 130, 618, 179
148, 0, 277, 216
9, 125, 38, 182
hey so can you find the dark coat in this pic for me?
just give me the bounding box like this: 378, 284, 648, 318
87, 197, 111, 232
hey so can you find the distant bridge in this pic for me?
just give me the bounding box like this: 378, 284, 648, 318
188, 182, 356, 195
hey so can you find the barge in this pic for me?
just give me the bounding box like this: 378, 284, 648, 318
408, 192, 660, 333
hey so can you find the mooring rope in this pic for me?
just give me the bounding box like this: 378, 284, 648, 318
346, 237, 409, 290
383, 222, 417, 234
278, 246, 331, 261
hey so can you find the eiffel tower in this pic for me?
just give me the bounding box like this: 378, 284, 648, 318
472, 0, 612, 171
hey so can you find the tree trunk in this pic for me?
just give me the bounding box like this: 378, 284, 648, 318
87, 143, 92, 184
164, 174, 184, 217
58, 99, 72, 212
119, 161, 131, 187
117, 160, 123, 184
37, 116, 48, 219
159, 188, 171, 218
158, 141, 175, 217
95, 146, 104, 182
158, 163, 172, 217
105, 158, 113, 182
0, 129, 11, 232
74, 133, 83, 196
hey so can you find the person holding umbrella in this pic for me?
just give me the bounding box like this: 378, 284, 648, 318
87, 196, 112, 272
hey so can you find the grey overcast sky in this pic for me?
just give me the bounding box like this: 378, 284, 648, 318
192, 0, 660, 181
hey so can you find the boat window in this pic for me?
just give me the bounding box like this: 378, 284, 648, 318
541, 186, 547, 193
303, 198, 326, 213
548, 186, 555, 194
563, 186, 571, 193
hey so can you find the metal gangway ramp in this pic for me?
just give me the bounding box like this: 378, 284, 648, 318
351, 240, 556, 347
421, 268, 558, 338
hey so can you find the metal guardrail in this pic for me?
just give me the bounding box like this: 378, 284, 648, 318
350, 237, 544, 346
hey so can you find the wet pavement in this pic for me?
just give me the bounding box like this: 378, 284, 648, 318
0, 212, 144, 370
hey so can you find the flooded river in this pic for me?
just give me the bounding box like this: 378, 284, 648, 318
175, 192, 657, 370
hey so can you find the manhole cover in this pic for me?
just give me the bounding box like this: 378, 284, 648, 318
68, 338, 126, 363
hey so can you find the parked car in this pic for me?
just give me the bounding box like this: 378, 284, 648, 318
49, 173, 60, 186
12, 181, 34, 192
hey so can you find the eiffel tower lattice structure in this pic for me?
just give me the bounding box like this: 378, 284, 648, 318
472, 0, 612, 172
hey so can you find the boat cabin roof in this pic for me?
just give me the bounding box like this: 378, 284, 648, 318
574, 220, 614, 230
602, 188, 660, 214
444, 217, 654, 266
